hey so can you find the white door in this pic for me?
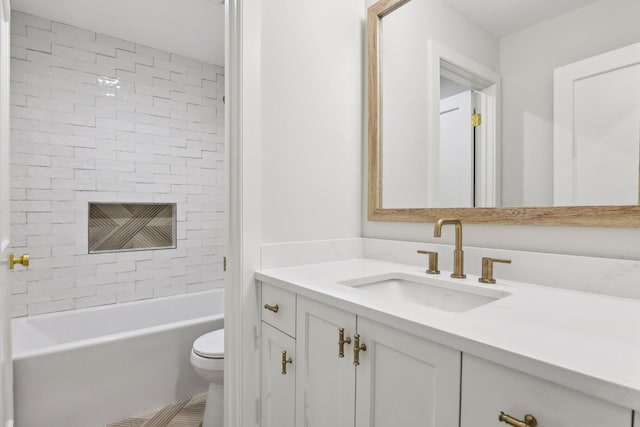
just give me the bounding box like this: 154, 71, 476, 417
355, 317, 461, 427
0, 0, 14, 426
295, 297, 356, 427
261, 323, 295, 427
439, 90, 475, 207
554, 42, 640, 206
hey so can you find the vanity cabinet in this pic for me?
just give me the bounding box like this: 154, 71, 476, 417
355, 317, 460, 427
261, 323, 296, 427
260, 283, 634, 427
295, 296, 461, 427
295, 297, 357, 427
461, 355, 632, 427
260, 283, 297, 427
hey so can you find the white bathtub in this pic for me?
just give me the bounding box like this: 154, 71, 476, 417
12, 289, 224, 427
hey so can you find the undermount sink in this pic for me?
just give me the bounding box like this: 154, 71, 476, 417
338, 273, 510, 313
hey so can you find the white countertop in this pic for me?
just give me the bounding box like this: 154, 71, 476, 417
256, 258, 640, 410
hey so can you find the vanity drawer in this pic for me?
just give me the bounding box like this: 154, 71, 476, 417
461, 354, 631, 427
261, 282, 296, 337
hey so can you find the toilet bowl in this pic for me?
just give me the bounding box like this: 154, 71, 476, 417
191, 329, 224, 427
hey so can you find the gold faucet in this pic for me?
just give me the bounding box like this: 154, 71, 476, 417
433, 219, 466, 279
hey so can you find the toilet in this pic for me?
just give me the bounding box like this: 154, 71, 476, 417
191, 329, 224, 427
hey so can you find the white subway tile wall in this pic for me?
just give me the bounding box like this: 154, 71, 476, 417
9, 11, 225, 317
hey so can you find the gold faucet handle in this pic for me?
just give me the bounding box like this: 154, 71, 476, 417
479, 257, 511, 284
417, 250, 440, 274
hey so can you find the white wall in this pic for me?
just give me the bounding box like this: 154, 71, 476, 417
9, 12, 225, 317
364, 0, 640, 260
230, 1, 366, 425
260, 0, 364, 243
381, 0, 498, 208
500, 0, 640, 206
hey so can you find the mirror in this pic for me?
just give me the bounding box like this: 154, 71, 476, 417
368, 0, 640, 226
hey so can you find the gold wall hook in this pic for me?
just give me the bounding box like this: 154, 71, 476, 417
338, 328, 352, 358
353, 334, 367, 366
9, 253, 29, 270
499, 412, 537, 427
281, 351, 293, 374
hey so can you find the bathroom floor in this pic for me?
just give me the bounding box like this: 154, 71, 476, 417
107, 394, 206, 427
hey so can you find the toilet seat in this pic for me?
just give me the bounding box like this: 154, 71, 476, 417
193, 329, 224, 359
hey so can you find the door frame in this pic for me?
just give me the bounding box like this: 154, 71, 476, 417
0, 0, 10, 252
475, 88, 498, 207
426, 40, 501, 208
0, 1, 13, 426
224, 0, 263, 426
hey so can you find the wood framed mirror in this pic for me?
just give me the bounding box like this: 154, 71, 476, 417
367, 0, 640, 227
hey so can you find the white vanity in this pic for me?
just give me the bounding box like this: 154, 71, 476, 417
255, 239, 640, 427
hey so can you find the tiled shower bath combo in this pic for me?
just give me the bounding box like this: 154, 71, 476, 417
9, 11, 225, 317
7, 10, 226, 426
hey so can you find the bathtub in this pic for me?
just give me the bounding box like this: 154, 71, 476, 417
12, 289, 224, 427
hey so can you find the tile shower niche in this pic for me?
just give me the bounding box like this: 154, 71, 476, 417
88, 203, 177, 253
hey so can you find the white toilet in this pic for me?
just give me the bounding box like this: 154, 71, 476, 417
191, 329, 224, 427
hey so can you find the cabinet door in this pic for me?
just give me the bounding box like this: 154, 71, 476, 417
355, 317, 461, 427
261, 322, 296, 427
296, 297, 356, 427
461, 354, 632, 427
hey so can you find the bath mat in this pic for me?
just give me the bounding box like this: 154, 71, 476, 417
107, 394, 206, 427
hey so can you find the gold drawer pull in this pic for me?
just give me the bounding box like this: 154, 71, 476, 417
264, 303, 279, 313
499, 412, 537, 427
281, 351, 293, 374
338, 328, 351, 358
353, 334, 367, 366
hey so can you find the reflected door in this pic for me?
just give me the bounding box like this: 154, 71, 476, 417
554, 42, 640, 206
439, 90, 475, 207
0, 1, 14, 426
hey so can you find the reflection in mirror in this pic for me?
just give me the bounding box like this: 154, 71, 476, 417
377, 0, 640, 209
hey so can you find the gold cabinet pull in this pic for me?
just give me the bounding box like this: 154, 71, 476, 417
417, 250, 440, 274
353, 334, 367, 366
338, 327, 352, 358
264, 303, 279, 313
281, 351, 293, 374
8, 253, 29, 270
499, 412, 537, 427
